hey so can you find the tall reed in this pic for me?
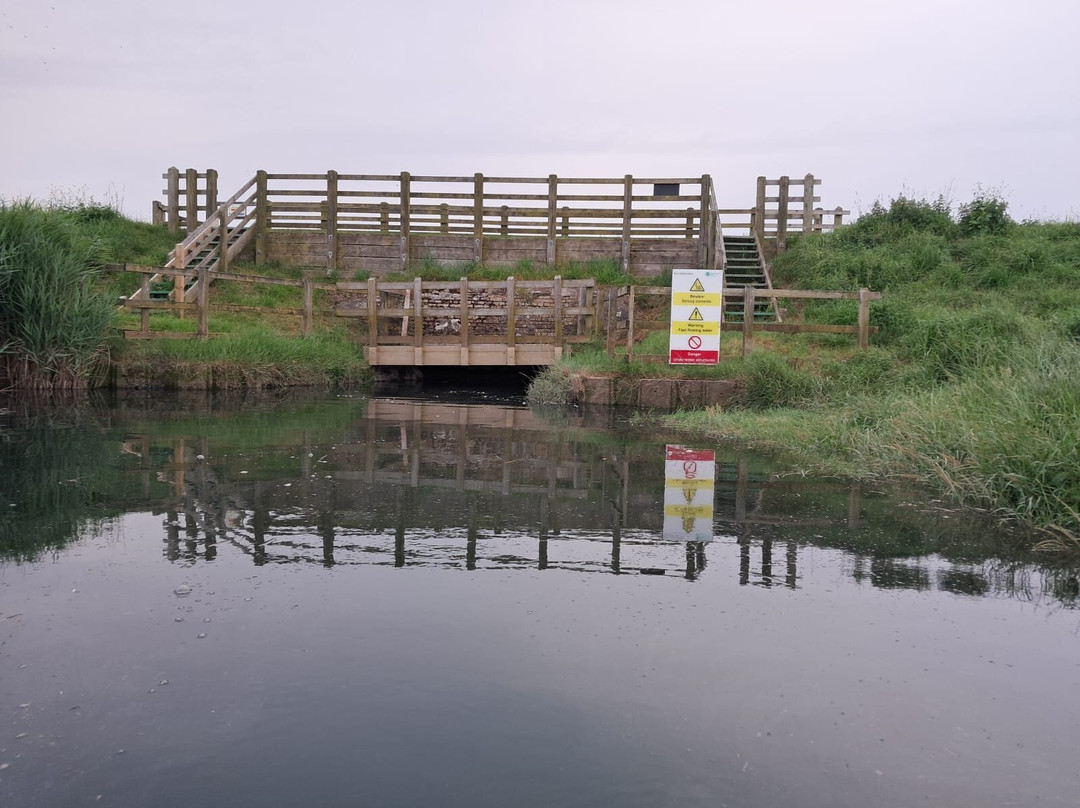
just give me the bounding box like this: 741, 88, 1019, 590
0, 202, 115, 389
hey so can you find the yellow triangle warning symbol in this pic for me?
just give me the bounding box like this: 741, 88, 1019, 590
689, 278, 705, 292
688, 307, 704, 321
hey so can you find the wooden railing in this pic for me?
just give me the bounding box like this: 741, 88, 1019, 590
116, 264, 334, 339
335, 276, 598, 366
611, 286, 881, 360
135, 175, 260, 304
753, 174, 849, 250
153, 167, 220, 232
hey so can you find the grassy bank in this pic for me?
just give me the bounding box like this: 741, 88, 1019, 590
532, 194, 1080, 544
0, 197, 370, 390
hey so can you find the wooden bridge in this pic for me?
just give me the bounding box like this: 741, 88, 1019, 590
128, 168, 859, 366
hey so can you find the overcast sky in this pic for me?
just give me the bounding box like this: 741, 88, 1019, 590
2, 0, 1078, 221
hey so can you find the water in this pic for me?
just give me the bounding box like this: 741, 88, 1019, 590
1, 391, 1078, 808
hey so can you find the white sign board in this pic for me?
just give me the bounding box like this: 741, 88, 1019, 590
663, 445, 715, 542
669, 268, 723, 365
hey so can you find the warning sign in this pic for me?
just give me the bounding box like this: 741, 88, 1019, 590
663, 445, 715, 542
669, 269, 723, 365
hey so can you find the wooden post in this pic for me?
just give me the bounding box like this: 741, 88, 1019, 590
742, 286, 755, 357
412, 276, 423, 364
777, 175, 790, 251
459, 277, 470, 365
197, 266, 209, 338
546, 174, 557, 264
500, 205, 509, 236
473, 172, 484, 263
754, 175, 766, 245
621, 174, 632, 274
604, 287, 617, 355
399, 171, 411, 271
700, 174, 712, 269
813, 208, 823, 232
380, 202, 390, 233
205, 169, 218, 219
626, 285, 636, 361
218, 206, 230, 274
140, 271, 150, 335
857, 287, 871, 349
166, 167, 180, 233
440, 203, 449, 234
506, 276, 516, 364
365, 278, 378, 349
577, 285, 587, 337
553, 275, 564, 360
255, 170, 267, 266
685, 207, 694, 239
802, 173, 815, 233
302, 275, 313, 336
560, 206, 570, 237
326, 170, 339, 273
833, 206, 845, 230
185, 168, 198, 231
173, 243, 187, 309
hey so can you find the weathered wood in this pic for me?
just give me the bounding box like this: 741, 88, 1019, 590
742, 287, 755, 357
626, 285, 636, 361
205, 169, 218, 219
326, 170, 339, 271
700, 174, 712, 269
621, 174, 632, 273
776, 175, 790, 250
459, 276, 470, 364
473, 173, 484, 262
413, 277, 423, 357
553, 275, 563, 357
140, 274, 150, 334
754, 176, 766, 244
547, 174, 557, 264
858, 287, 871, 349
367, 277, 378, 348
506, 276, 516, 352
302, 275, 314, 336
399, 172, 411, 271
166, 167, 180, 233
185, 169, 198, 232
197, 266, 209, 338
802, 173, 815, 234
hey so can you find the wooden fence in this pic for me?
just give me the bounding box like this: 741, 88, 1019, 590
608, 285, 881, 360
153, 168, 220, 233
116, 265, 879, 364
153, 168, 850, 282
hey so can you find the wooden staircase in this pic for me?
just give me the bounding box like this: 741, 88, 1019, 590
130, 175, 260, 304
721, 234, 780, 323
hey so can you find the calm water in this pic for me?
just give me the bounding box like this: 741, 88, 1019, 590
1, 391, 1078, 808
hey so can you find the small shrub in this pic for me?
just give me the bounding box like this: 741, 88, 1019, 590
958, 192, 1012, 236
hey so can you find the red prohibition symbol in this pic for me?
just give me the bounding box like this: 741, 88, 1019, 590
687, 335, 703, 349
683, 461, 698, 478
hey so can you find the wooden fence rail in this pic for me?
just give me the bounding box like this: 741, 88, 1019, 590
612, 285, 881, 360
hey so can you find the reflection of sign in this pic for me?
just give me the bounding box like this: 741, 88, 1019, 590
669, 269, 723, 365
663, 445, 715, 542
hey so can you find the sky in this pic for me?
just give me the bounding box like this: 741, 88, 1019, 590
2, 0, 1078, 221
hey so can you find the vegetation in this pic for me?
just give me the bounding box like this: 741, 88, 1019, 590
532, 192, 1080, 545
0, 202, 119, 389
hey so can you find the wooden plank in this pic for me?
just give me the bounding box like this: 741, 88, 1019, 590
185, 168, 198, 231
621, 174, 632, 272
742, 287, 754, 357
547, 175, 557, 264
326, 170, 339, 271
166, 167, 180, 233
858, 287, 871, 349
473, 173, 484, 262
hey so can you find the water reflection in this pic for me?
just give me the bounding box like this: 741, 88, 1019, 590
1, 392, 1078, 609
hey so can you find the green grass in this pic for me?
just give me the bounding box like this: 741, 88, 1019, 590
533, 193, 1080, 543
0, 202, 119, 388
382, 257, 639, 285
